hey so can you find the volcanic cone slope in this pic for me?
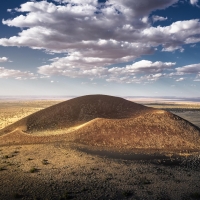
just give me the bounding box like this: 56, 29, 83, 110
0, 95, 151, 134
0, 95, 200, 150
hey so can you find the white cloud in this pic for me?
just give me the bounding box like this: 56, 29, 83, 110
1, 0, 200, 83
152, 15, 168, 23
145, 73, 164, 81
38, 59, 175, 83
124, 60, 175, 73
1, 15, 199, 56
106, 0, 178, 17
0, 57, 8, 62
142, 19, 200, 52
176, 77, 185, 81
190, 0, 199, 6
53, 0, 98, 5
0, 0, 187, 64
176, 63, 200, 73
0, 67, 36, 79
168, 63, 200, 80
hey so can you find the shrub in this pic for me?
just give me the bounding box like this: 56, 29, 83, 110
190, 192, 200, 199
0, 166, 5, 171
13, 193, 23, 199
42, 159, 48, 165
60, 191, 72, 199
123, 190, 133, 197
139, 176, 151, 185
29, 167, 37, 173
2, 155, 9, 159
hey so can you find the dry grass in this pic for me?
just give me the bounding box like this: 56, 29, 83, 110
0, 100, 61, 130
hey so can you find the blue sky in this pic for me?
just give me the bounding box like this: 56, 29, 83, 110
0, 0, 200, 97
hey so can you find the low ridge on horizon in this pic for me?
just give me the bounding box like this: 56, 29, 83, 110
0, 94, 200, 152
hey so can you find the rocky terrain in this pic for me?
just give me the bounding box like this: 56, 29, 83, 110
0, 142, 200, 200
0, 95, 200, 200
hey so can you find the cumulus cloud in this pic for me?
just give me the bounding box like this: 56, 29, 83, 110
0, 1, 198, 57
176, 77, 185, 82
176, 63, 200, 74
0, 57, 9, 62
152, 15, 168, 23
173, 63, 200, 82
0, 1, 186, 63
38, 54, 109, 78
38, 59, 175, 83
0, 67, 36, 79
143, 19, 200, 52
105, 60, 175, 83
124, 60, 175, 73
2, 0, 200, 83
190, 0, 199, 6
106, 0, 178, 17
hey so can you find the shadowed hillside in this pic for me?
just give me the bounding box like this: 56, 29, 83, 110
0, 95, 200, 151
0, 95, 152, 134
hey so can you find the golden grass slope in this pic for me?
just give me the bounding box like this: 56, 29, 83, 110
0, 95, 200, 151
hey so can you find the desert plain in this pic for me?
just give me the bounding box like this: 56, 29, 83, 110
0, 96, 200, 200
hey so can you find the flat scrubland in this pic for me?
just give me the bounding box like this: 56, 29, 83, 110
145, 103, 200, 128
0, 99, 200, 200
0, 100, 62, 130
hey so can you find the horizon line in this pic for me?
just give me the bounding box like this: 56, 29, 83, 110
0, 95, 200, 102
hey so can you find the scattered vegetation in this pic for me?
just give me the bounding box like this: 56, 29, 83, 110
81, 187, 88, 192
123, 190, 133, 197
138, 176, 151, 185
91, 167, 99, 171
0, 97, 200, 200
175, 179, 181, 183
156, 191, 171, 200
29, 167, 37, 173
147, 191, 153, 195
7, 162, 13, 166
13, 193, 23, 199
190, 192, 200, 199
2, 155, 9, 159
42, 159, 48, 165
33, 198, 41, 200
0, 166, 6, 171
156, 196, 171, 200
60, 191, 73, 200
